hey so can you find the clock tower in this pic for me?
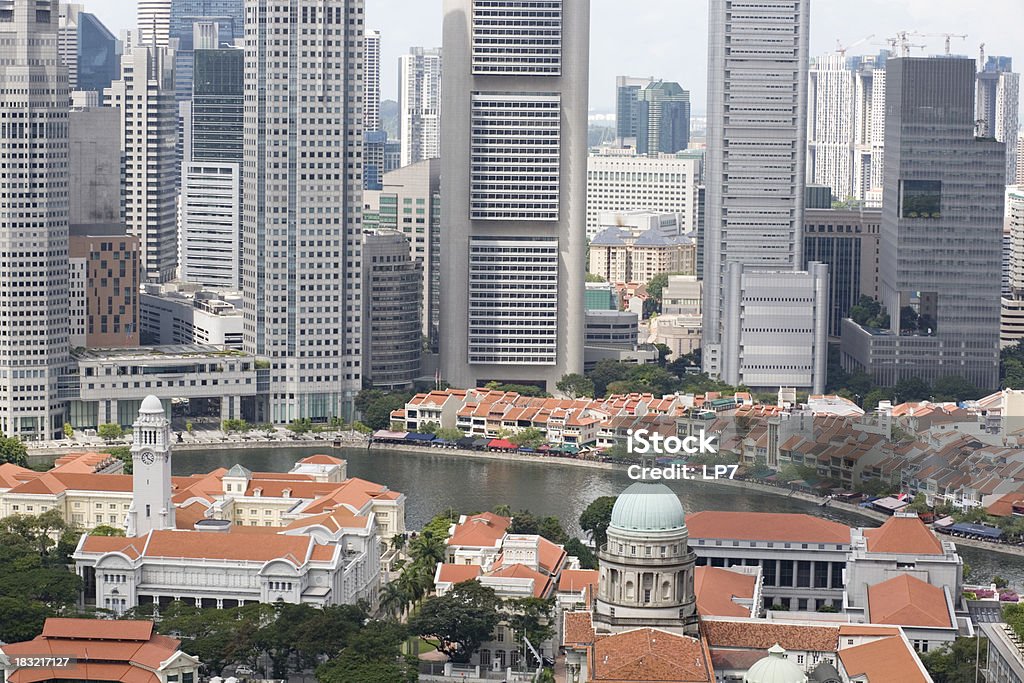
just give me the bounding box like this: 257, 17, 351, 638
126, 395, 175, 536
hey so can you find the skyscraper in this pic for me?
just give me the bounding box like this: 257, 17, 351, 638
841, 58, 1005, 390
137, 0, 171, 47
76, 11, 119, 94
806, 52, 888, 206
703, 0, 828, 392
364, 29, 381, 133
0, 0, 70, 439
180, 46, 243, 290
635, 80, 690, 155
243, 0, 364, 423
398, 46, 442, 167
168, 0, 244, 102
440, 0, 588, 392
614, 75, 653, 148
977, 56, 1020, 184
106, 45, 179, 283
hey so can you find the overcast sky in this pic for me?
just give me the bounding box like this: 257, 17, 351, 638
89, 0, 1024, 115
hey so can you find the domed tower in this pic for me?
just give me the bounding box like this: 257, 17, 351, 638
126, 395, 175, 536
593, 482, 698, 635
744, 644, 808, 683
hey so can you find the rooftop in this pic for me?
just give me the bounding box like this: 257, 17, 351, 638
837, 634, 930, 683
867, 574, 952, 628
862, 515, 944, 555
589, 628, 713, 682
686, 511, 850, 545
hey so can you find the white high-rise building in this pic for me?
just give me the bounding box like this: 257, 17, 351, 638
364, 29, 381, 132
106, 45, 178, 283
977, 57, 1020, 185
0, 0, 71, 440
57, 2, 82, 89
807, 51, 888, 205
1018, 132, 1024, 185
137, 0, 171, 47
586, 153, 701, 240
440, 0, 589, 392
398, 46, 442, 167
180, 163, 240, 290
243, 0, 364, 423
703, 0, 827, 393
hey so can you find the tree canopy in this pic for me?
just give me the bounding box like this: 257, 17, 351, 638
409, 580, 502, 663
580, 496, 616, 548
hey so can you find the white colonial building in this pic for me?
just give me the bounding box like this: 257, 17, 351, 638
72, 395, 394, 614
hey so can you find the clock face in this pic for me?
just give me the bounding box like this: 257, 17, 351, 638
139, 450, 156, 465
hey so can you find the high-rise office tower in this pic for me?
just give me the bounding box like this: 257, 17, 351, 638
0, 0, 70, 439
76, 11, 119, 94
398, 46, 442, 167
180, 46, 243, 290
137, 0, 171, 47
977, 56, 1020, 185
807, 51, 888, 205
364, 29, 381, 132
441, 0, 588, 392
69, 98, 121, 225
106, 45, 178, 283
1003, 189, 1024, 348
842, 58, 1005, 389
243, 0, 364, 423
703, 0, 828, 392
635, 80, 690, 155
614, 75, 653, 148
168, 0, 243, 102
57, 2, 81, 88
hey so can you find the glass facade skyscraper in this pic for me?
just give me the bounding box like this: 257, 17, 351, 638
76, 12, 118, 94
635, 80, 690, 155
169, 0, 243, 101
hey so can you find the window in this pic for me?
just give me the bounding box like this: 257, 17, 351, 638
900, 180, 942, 219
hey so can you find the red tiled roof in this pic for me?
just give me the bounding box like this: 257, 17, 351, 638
703, 620, 839, 652
694, 567, 756, 618
563, 611, 595, 646
43, 618, 153, 641
868, 574, 952, 628
863, 516, 944, 555
589, 628, 713, 682
686, 511, 850, 544
447, 512, 510, 548
537, 536, 567, 574
488, 563, 554, 598
436, 563, 483, 584
558, 569, 599, 593
838, 636, 929, 683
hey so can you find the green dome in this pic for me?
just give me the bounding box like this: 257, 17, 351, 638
609, 482, 686, 531
744, 645, 808, 683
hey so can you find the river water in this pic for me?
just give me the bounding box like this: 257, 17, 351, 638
172, 445, 1023, 589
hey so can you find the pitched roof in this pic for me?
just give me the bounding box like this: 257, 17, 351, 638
537, 536, 567, 574
296, 454, 345, 465
863, 515, 944, 555
694, 567, 757, 618
686, 511, 850, 544
702, 619, 839, 652
589, 628, 713, 682
82, 529, 324, 566
436, 563, 483, 585
488, 563, 554, 598
558, 569, 599, 593
447, 512, 510, 548
43, 618, 153, 641
563, 611, 595, 646
868, 574, 952, 628
838, 636, 930, 683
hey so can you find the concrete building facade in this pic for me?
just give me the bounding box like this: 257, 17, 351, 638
0, 0, 71, 440
242, 0, 364, 423
842, 58, 1005, 390
703, 0, 827, 392
140, 284, 243, 350
69, 103, 121, 226
362, 230, 422, 391
69, 225, 141, 348
586, 153, 701, 241
364, 29, 380, 133
398, 46, 441, 167
106, 44, 179, 283
440, 0, 589, 392
977, 56, 1020, 185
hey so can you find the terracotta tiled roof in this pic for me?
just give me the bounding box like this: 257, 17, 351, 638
447, 512, 510, 548
142, 529, 315, 564
80, 536, 145, 560
868, 574, 952, 628
488, 563, 553, 598
51, 452, 119, 474
8, 472, 134, 495
558, 569, 599, 593
838, 635, 929, 683
563, 611, 595, 645
703, 619, 839, 652
283, 508, 370, 533
589, 628, 713, 682
694, 567, 756, 618
709, 648, 764, 672
837, 625, 900, 637
436, 563, 483, 584
537, 536, 567, 574
686, 511, 850, 544
3, 618, 185, 683
863, 516, 944, 555
0, 462, 39, 489
174, 500, 210, 529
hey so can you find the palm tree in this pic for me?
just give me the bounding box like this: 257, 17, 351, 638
409, 530, 446, 566
379, 581, 409, 619
390, 533, 408, 554
399, 561, 436, 606
492, 504, 512, 518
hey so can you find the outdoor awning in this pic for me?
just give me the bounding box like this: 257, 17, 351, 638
488, 438, 516, 449
373, 430, 408, 440
404, 432, 436, 442
456, 437, 477, 449
949, 522, 1002, 539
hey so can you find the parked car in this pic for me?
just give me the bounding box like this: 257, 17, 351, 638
235, 666, 254, 676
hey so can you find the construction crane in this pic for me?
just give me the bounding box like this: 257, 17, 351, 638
913, 31, 967, 56
835, 34, 875, 57
883, 32, 925, 58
